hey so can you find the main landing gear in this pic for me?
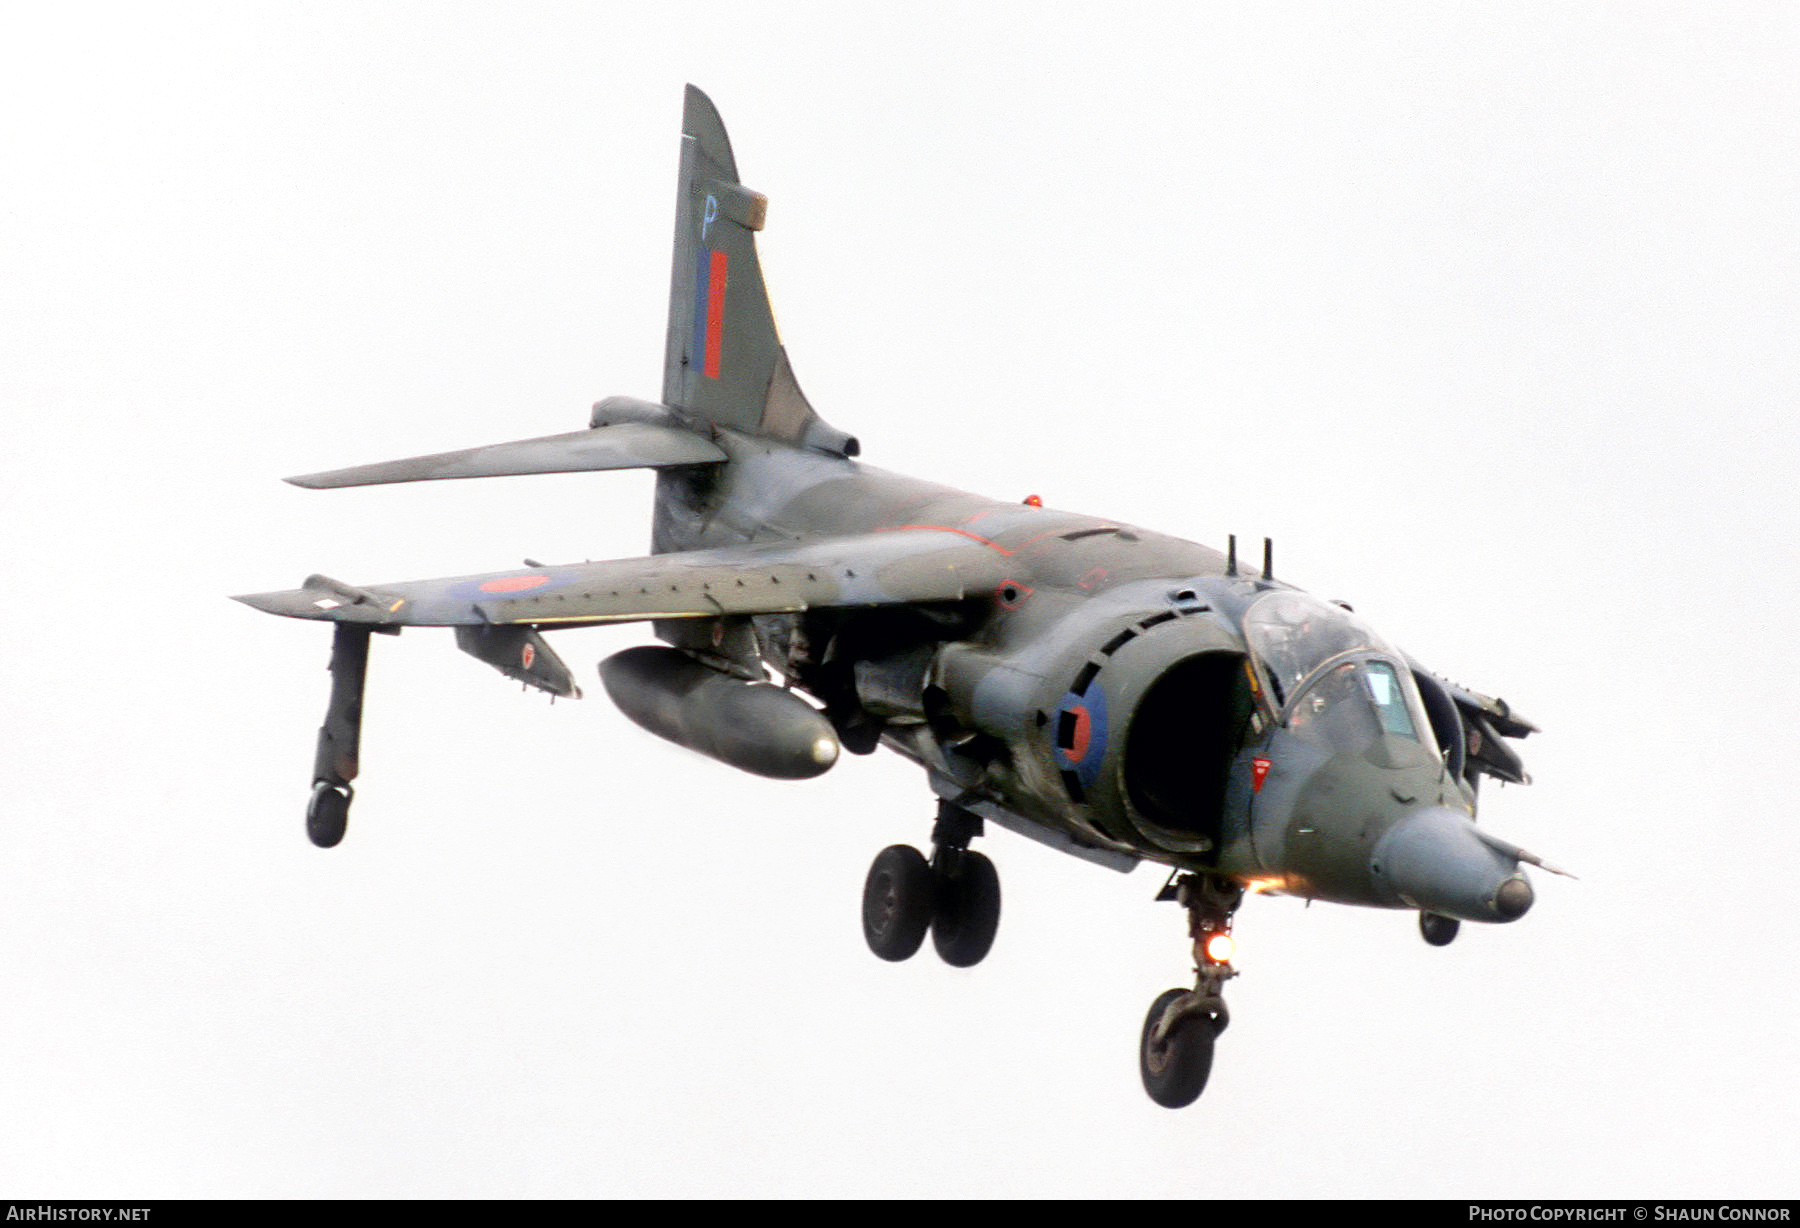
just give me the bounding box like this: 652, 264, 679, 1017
305, 624, 372, 849
1140, 873, 1243, 1108
861, 801, 1001, 968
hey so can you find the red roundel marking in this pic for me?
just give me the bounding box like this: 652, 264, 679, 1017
521, 643, 536, 670
481, 575, 549, 594
1067, 706, 1091, 762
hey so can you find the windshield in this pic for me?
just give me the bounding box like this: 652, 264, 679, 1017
1243, 591, 1389, 707
1287, 658, 1420, 748
1242, 591, 1436, 758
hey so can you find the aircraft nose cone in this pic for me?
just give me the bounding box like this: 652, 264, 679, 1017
1494, 874, 1534, 920
1371, 806, 1535, 924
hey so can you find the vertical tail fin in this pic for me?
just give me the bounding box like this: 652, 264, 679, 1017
661, 86, 857, 457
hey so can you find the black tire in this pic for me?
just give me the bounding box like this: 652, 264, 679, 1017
1420, 912, 1460, 947
931, 850, 1001, 967
863, 844, 932, 961
1139, 988, 1217, 1109
306, 783, 350, 849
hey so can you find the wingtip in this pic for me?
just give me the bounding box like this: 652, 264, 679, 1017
233, 589, 298, 616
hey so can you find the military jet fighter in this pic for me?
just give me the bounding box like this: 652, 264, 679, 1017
239, 86, 1556, 1108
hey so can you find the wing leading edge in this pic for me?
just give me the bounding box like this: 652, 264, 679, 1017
234, 529, 1009, 629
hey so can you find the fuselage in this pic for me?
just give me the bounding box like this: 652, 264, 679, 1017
652, 430, 1525, 922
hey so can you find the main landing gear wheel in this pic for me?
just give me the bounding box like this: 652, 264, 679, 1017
1420, 912, 1461, 946
1140, 988, 1219, 1109
306, 782, 351, 849
932, 849, 1001, 968
863, 844, 933, 961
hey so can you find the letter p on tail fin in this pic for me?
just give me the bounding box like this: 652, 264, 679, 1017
661, 86, 857, 457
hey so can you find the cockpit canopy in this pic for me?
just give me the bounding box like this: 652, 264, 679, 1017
1242, 591, 1437, 759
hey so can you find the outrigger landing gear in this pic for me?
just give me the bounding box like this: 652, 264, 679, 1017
306, 624, 371, 849
860, 801, 1002, 967
1141, 873, 1243, 1108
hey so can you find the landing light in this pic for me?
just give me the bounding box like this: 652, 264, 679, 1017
1204, 933, 1235, 964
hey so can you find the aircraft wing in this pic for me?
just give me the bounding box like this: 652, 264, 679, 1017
234, 529, 1008, 628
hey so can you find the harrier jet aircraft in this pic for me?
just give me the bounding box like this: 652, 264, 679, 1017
240, 86, 1554, 1107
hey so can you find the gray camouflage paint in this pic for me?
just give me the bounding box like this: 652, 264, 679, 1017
238, 85, 1542, 924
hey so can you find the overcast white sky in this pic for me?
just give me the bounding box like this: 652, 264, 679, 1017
3, 1, 1796, 1198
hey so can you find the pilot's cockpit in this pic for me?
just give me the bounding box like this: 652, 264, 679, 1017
1242, 591, 1438, 760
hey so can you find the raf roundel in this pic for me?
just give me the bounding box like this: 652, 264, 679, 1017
480, 575, 551, 595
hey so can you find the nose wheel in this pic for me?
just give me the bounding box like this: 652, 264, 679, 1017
1140, 872, 1242, 1108
1140, 988, 1219, 1108
860, 801, 1002, 967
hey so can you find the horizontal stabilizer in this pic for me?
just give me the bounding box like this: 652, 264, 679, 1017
286, 422, 726, 489
235, 528, 1009, 629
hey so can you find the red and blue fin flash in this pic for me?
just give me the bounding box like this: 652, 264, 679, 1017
692, 249, 728, 379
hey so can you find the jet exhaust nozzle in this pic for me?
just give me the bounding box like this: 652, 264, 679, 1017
599, 646, 839, 780
1370, 806, 1534, 923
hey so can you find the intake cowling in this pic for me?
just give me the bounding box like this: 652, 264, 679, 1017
1051, 617, 1250, 856
600, 645, 839, 779
934, 594, 1251, 857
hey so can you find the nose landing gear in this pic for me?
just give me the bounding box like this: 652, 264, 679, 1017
1141, 873, 1242, 1108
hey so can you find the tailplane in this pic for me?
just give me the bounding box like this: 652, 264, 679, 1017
663, 85, 857, 457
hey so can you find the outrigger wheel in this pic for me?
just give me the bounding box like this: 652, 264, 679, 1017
306, 782, 351, 849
